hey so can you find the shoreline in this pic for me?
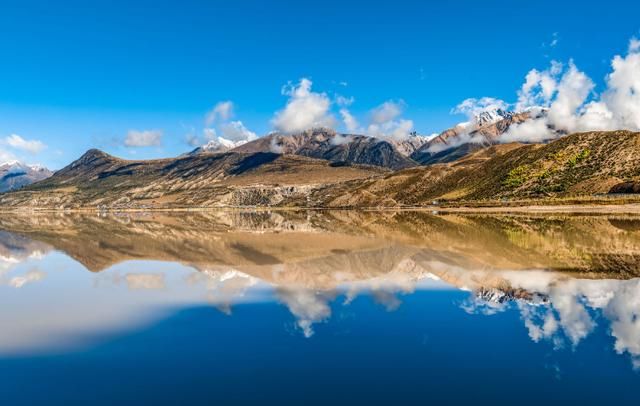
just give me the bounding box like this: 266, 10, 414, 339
1, 203, 640, 215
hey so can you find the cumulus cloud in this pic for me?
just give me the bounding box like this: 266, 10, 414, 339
515, 61, 563, 110
189, 101, 258, 151
454, 36, 640, 145
365, 100, 414, 140
124, 129, 163, 147
205, 101, 234, 126
506, 56, 626, 142
3, 134, 46, 154
370, 100, 404, 124
272, 78, 336, 133
218, 121, 257, 143
339, 108, 360, 133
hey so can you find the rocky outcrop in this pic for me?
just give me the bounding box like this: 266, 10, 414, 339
609, 181, 640, 194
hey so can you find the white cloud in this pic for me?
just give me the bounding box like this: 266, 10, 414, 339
336, 94, 354, 107
546, 61, 594, 133
205, 101, 234, 126
219, 121, 258, 143
549, 32, 559, 48
0, 149, 17, 164
629, 37, 640, 53
365, 100, 414, 140
454, 36, 640, 145
188, 101, 258, 151
124, 129, 163, 147
272, 78, 336, 133
515, 61, 563, 111
339, 108, 360, 133
501, 118, 554, 143
367, 119, 414, 140
3, 134, 46, 154
370, 100, 404, 124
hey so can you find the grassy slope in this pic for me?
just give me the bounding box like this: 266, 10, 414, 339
318, 131, 640, 207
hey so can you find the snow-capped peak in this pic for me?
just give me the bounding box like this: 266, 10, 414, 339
0, 161, 49, 172
199, 137, 247, 153
474, 109, 515, 127
0, 160, 22, 168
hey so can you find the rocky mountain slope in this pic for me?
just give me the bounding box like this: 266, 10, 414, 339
1, 130, 638, 210
0, 161, 53, 192
225, 128, 419, 170
411, 111, 532, 164
311, 130, 640, 207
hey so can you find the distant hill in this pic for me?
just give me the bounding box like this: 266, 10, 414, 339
0, 161, 53, 192
0, 148, 385, 209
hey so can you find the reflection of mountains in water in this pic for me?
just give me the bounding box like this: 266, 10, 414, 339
1, 210, 639, 278
2, 210, 640, 365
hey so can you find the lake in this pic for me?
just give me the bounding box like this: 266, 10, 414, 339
0, 210, 639, 405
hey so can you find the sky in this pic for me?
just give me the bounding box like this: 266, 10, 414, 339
0, 0, 639, 169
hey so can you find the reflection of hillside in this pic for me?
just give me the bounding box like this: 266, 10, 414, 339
0, 230, 51, 262
0, 210, 638, 279
0, 231, 50, 288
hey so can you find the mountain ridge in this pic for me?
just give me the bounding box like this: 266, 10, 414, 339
0, 161, 53, 193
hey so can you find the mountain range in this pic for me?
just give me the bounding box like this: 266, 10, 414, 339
1, 108, 639, 209
0, 161, 53, 193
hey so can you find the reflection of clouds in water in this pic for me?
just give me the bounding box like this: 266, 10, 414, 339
186, 268, 259, 315
276, 289, 332, 338
278, 264, 438, 337
8, 269, 46, 288
343, 262, 433, 311
125, 273, 166, 290
467, 271, 640, 368
0, 253, 47, 288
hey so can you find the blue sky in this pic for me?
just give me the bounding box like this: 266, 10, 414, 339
0, 0, 639, 168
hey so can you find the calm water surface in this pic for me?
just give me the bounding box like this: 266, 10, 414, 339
0, 210, 639, 405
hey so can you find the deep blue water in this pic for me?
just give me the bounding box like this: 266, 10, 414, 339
1, 291, 638, 406
2, 212, 640, 405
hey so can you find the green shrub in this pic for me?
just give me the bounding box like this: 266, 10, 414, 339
567, 149, 591, 168
503, 165, 530, 188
